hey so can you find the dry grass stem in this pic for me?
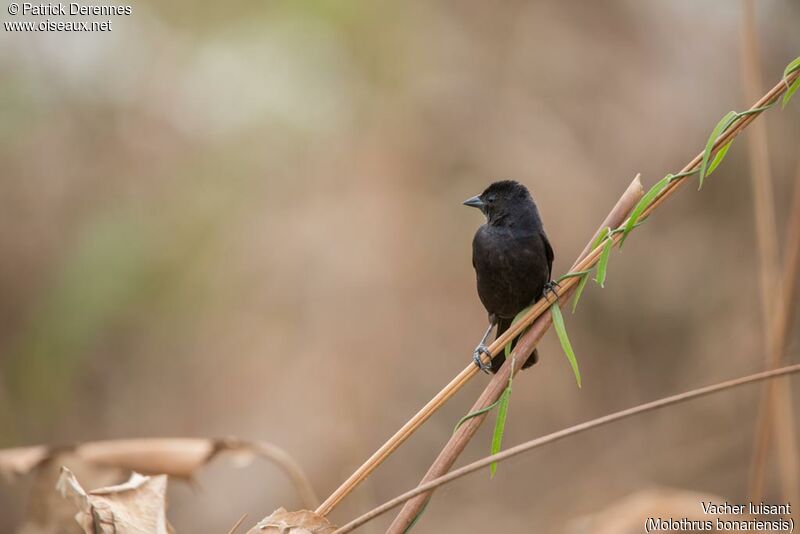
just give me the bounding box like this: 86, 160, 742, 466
335, 363, 800, 534
748, 162, 800, 504
386, 67, 800, 531
740, 0, 780, 324
227, 514, 249, 534
739, 1, 799, 505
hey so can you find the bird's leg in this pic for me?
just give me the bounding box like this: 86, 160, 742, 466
472, 322, 495, 373
542, 280, 561, 302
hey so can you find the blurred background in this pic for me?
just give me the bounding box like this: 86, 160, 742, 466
1, 0, 799, 532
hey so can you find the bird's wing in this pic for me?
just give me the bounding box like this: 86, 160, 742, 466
540, 231, 554, 278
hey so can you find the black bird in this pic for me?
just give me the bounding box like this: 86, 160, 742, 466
463, 180, 554, 373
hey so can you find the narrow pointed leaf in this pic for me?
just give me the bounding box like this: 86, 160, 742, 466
669, 169, 699, 182
556, 269, 591, 284
489, 355, 514, 477
620, 174, 671, 247
782, 76, 800, 108
699, 111, 737, 189
454, 396, 504, 432
706, 140, 733, 176
490, 385, 511, 477
551, 301, 581, 388
571, 271, 590, 313
784, 56, 800, 78
592, 227, 610, 250
594, 239, 613, 288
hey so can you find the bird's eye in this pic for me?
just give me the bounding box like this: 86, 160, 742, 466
487, 195, 496, 203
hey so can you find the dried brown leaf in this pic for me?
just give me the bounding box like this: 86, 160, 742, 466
19, 454, 123, 534
76, 438, 214, 479
247, 508, 336, 534
57, 467, 170, 534
3, 437, 317, 531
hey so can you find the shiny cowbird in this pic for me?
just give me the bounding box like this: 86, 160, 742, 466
463, 180, 554, 373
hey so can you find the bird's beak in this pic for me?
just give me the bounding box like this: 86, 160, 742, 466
462, 195, 485, 210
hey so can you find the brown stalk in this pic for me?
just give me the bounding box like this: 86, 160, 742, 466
748, 163, 800, 503
227, 514, 249, 534
387, 69, 800, 532
334, 363, 800, 533
740, 0, 780, 333
315, 66, 799, 522
739, 1, 799, 505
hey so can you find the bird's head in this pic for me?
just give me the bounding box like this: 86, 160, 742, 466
463, 180, 537, 225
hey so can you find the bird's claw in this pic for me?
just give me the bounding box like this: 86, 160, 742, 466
542, 280, 561, 302
472, 345, 493, 374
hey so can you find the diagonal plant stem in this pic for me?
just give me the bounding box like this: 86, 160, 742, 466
387, 66, 800, 532
314, 65, 799, 522
334, 363, 800, 534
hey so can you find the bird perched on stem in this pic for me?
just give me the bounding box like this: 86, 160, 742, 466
463, 180, 554, 373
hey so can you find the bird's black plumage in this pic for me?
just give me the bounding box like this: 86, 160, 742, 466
464, 180, 553, 373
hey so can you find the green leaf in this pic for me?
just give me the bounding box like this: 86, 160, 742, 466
735, 104, 774, 118
706, 141, 733, 176
784, 56, 800, 78
619, 174, 672, 247
556, 269, 591, 284
453, 396, 504, 432
551, 301, 581, 387
699, 111, 737, 189
668, 168, 700, 183
571, 271, 590, 313
782, 76, 800, 109
592, 227, 610, 250
594, 239, 613, 288
490, 383, 512, 477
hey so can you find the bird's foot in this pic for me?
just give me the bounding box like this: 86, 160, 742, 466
542, 280, 561, 302
472, 345, 494, 374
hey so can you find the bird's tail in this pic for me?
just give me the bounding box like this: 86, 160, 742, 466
490, 316, 539, 373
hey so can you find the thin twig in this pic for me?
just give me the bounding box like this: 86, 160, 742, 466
387, 67, 800, 532
239, 439, 320, 510
333, 363, 800, 533
227, 514, 248, 534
